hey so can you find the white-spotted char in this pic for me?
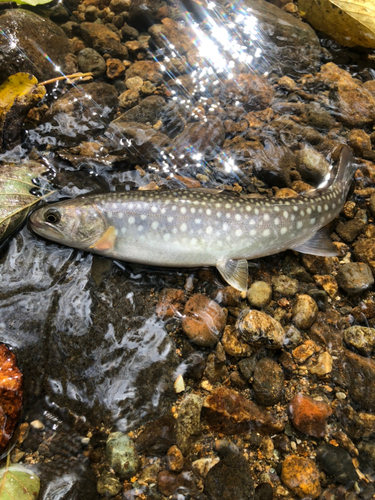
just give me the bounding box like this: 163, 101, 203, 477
29, 147, 355, 291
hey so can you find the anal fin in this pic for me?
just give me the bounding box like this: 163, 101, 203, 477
216, 258, 248, 292
292, 227, 338, 257
90, 226, 117, 251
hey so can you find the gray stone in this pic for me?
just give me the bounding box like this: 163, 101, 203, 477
337, 262, 374, 294
106, 432, 140, 479
272, 275, 299, 298
336, 219, 366, 243
80, 22, 128, 58
120, 95, 166, 125
97, 471, 122, 496
237, 309, 286, 349
343, 326, 375, 355
246, 281, 272, 308
0, 9, 72, 85
238, 356, 258, 381
292, 294, 318, 329
296, 145, 330, 184
253, 358, 284, 406
77, 48, 106, 77
176, 394, 203, 454
316, 443, 359, 485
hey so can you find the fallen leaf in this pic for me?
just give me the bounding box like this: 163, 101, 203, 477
299, 0, 375, 48
0, 73, 46, 151
0, 464, 40, 500
0, 162, 54, 245
0, 0, 52, 5
0, 345, 23, 453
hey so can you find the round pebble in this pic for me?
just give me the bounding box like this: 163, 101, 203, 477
246, 281, 272, 308
253, 357, 284, 406
237, 309, 285, 349
281, 455, 321, 498
343, 326, 375, 355
292, 294, 318, 329
77, 48, 106, 77
272, 274, 299, 298
336, 262, 374, 294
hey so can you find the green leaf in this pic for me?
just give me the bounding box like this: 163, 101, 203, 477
0, 0, 53, 5
0, 464, 40, 500
0, 161, 54, 244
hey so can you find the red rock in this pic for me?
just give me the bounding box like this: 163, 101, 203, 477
202, 387, 285, 435
155, 288, 185, 319
0, 344, 23, 452
181, 294, 227, 347
289, 393, 332, 438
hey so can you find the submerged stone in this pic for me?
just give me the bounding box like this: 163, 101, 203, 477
106, 432, 140, 479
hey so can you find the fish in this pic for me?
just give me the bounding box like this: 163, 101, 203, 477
29, 146, 355, 292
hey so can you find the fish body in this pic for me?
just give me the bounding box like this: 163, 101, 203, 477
29, 147, 355, 291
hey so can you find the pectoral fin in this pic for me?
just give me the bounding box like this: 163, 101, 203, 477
90, 226, 117, 251
292, 227, 338, 257
216, 258, 248, 292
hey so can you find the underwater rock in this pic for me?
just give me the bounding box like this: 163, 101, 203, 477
281, 455, 321, 499
289, 393, 332, 438
237, 309, 286, 349
252, 357, 284, 406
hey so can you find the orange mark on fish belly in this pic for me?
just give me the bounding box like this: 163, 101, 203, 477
90, 226, 116, 250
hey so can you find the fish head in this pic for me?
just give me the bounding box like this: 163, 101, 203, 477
29, 198, 108, 250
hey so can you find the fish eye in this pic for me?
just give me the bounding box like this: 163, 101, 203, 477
44, 210, 61, 224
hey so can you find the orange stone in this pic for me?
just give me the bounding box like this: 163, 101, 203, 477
289, 393, 332, 438
281, 455, 321, 498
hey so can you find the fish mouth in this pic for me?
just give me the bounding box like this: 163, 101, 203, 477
29, 212, 64, 239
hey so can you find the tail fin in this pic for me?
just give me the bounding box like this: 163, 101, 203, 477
336, 145, 356, 191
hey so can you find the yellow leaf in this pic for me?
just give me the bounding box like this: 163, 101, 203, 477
298, 0, 375, 48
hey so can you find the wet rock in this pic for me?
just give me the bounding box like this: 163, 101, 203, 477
237, 309, 286, 349
336, 219, 366, 243
222, 326, 253, 358
246, 281, 272, 308
157, 469, 185, 496
253, 358, 284, 406
281, 455, 321, 499
310, 351, 333, 376
292, 339, 317, 364
0, 9, 72, 85
212, 286, 242, 307
126, 61, 163, 84
104, 120, 169, 165
316, 443, 359, 486
121, 23, 139, 40
156, 288, 185, 319
166, 445, 184, 472
348, 129, 372, 156
149, 18, 196, 56
223, 74, 274, 112
126, 76, 144, 90
204, 452, 254, 500
36, 82, 118, 147
106, 432, 140, 479
128, 0, 166, 30
336, 262, 374, 294
204, 352, 228, 384
77, 48, 106, 76
176, 394, 203, 454
292, 294, 318, 329
106, 58, 126, 79
97, 470, 122, 496
358, 441, 375, 476
80, 22, 128, 58
314, 274, 338, 299
182, 294, 227, 347
253, 145, 296, 188
296, 145, 330, 184
120, 95, 166, 125
343, 326, 375, 355
354, 238, 375, 273
284, 325, 302, 349
305, 104, 335, 130
192, 458, 220, 478
254, 482, 273, 500
316, 63, 375, 127
342, 349, 375, 411
369, 194, 375, 218
238, 355, 258, 380
172, 116, 225, 161
119, 89, 140, 109
289, 393, 332, 437
302, 254, 339, 275
202, 387, 285, 435
272, 275, 299, 298
0, 345, 23, 452
136, 413, 176, 455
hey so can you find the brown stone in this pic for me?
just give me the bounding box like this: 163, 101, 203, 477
126, 61, 163, 84
292, 294, 318, 329
292, 340, 317, 364
181, 294, 227, 347
253, 358, 284, 406
155, 288, 185, 319
342, 349, 375, 411
314, 274, 338, 298
224, 74, 274, 111
237, 309, 286, 349
302, 254, 339, 275
106, 57, 125, 79
289, 393, 332, 438
80, 22, 128, 58
354, 238, 375, 273
0, 345, 23, 452
157, 470, 185, 496
166, 445, 184, 473
221, 325, 253, 358
281, 455, 321, 499
348, 129, 372, 156
211, 286, 242, 307
202, 387, 285, 435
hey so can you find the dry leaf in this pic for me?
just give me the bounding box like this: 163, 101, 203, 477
0, 162, 54, 245
299, 0, 375, 48
0, 73, 46, 151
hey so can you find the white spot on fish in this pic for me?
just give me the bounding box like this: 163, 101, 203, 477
306, 207, 312, 215
225, 203, 231, 209
297, 221, 303, 229
246, 206, 251, 212
332, 203, 336, 209
235, 214, 241, 221
167, 216, 174, 222
181, 223, 187, 232
151, 206, 157, 213
137, 225, 143, 232
173, 227, 178, 234
141, 214, 147, 220
217, 212, 222, 218
274, 206, 280, 212
250, 229, 256, 236
163, 233, 171, 242
206, 209, 212, 215
254, 208, 259, 215
191, 237, 198, 245
280, 227, 287, 235
121, 227, 126, 234
223, 223, 229, 231
226, 213, 231, 219
151, 221, 158, 230
310, 218, 316, 225
206, 226, 213, 234
274, 217, 280, 225
293, 206, 298, 212
181, 207, 187, 214
235, 229, 242, 237
324, 204, 329, 211
129, 216, 135, 224
283, 211, 288, 219
263, 228, 270, 237
195, 219, 201, 224
263, 214, 270, 222
161, 208, 166, 214
317, 206, 322, 212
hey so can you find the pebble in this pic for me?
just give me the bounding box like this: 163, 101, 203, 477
125, 60, 163, 84
106, 57, 125, 79
119, 88, 139, 109
106, 432, 140, 479
125, 76, 144, 90
292, 294, 318, 329
205, 452, 254, 500
316, 443, 359, 485
176, 394, 203, 454
272, 274, 299, 298
336, 262, 374, 294
310, 351, 333, 376
354, 238, 375, 272
77, 47, 106, 76
254, 482, 274, 500
246, 281, 272, 308
314, 274, 338, 298
292, 339, 317, 364
281, 455, 321, 499
336, 219, 366, 243
237, 309, 286, 349
135, 413, 176, 455
289, 393, 332, 437
343, 326, 375, 355
358, 441, 375, 475
202, 387, 285, 434
97, 471, 122, 496
238, 355, 257, 380
221, 325, 253, 357
30, 420, 45, 430
121, 23, 139, 40
182, 294, 227, 347
369, 193, 375, 218
348, 129, 372, 156
156, 288, 185, 319
252, 357, 285, 406
284, 325, 302, 349
80, 22, 128, 58
212, 286, 242, 307
166, 445, 184, 472
192, 457, 220, 477
157, 470, 185, 496
297, 145, 330, 183
173, 374, 185, 394
342, 348, 375, 411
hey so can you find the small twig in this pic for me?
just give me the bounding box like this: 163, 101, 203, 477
40, 72, 94, 86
